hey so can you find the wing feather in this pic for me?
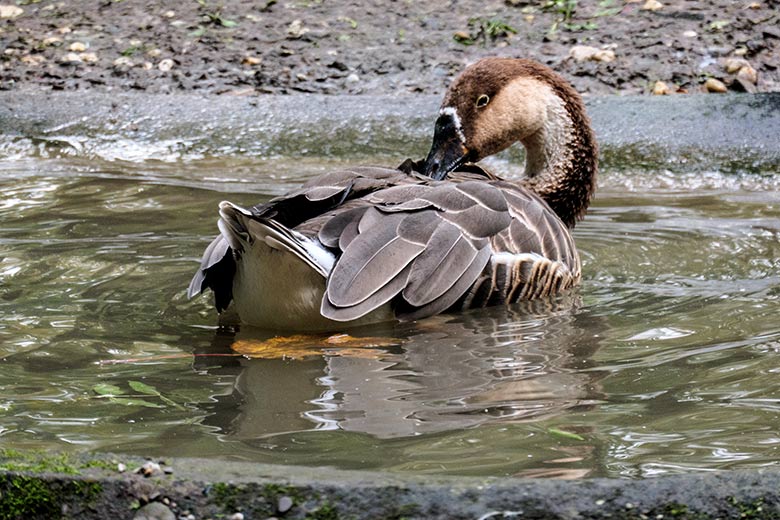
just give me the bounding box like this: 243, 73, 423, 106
397, 246, 492, 321
326, 213, 424, 307
403, 223, 482, 306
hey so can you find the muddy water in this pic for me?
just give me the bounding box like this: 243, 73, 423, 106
1, 155, 779, 478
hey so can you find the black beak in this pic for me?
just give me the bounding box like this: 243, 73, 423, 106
422, 113, 470, 180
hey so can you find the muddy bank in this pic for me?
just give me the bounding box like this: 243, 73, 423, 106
1, 0, 778, 96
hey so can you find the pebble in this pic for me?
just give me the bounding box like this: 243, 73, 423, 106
242, 56, 262, 66
57, 26, 72, 34
682, 30, 697, 38
228, 513, 244, 520
117, 463, 127, 473
137, 460, 162, 477
113, 56, 134, 69
80, 52, 98, 63
724, 57, 749, 74
158, 58, 174, 72
737, 64, 757, 84
0, 4, 23, 18
652, 80, 670, 95
68, 41, 87, 52
43, 36, 62, 46
642, 0, 663, 11
704, 77, 727, 93
569, 45, 616, 63
277, 496, 293, 513
147, 48, 162, 58
60, 52, 83, 64
453, 30, 470, 41
287, 19, 309, 38
163, 10, 175, 18
21, 55, 46, 65
133, 502, 175, 520
346, 73, 360, 83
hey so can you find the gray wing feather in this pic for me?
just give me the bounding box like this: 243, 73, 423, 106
398, 246, 492, 321
326, 213, 425, 307
403, 224, 481, 306
321, 264, 412, 322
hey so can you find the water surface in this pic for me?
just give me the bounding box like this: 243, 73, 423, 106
1, 155, 779, 478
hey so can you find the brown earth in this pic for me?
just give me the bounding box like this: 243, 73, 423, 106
1, 0, 778, 96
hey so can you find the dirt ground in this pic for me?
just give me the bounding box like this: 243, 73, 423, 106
1, 0, 778, 96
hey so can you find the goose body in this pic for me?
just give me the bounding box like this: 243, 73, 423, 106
188, 58, 597, 330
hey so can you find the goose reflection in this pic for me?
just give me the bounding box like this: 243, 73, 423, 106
198, 293, 605, 441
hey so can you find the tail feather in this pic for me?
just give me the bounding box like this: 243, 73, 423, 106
218, 201, 334, 278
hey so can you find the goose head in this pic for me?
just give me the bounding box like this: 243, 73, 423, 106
422, 57, 598, 228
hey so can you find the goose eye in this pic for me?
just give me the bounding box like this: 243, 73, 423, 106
475, 94, 490, 108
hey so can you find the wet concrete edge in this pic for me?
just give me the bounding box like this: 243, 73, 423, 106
1, 452, 780, 519
1, 90, 779, 171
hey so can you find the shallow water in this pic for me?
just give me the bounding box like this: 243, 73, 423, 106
1, 155, 779, 479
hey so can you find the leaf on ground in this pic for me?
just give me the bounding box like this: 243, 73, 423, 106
231, 334, 402, 360
548, 428, 585, 441
93, 383, 123, 396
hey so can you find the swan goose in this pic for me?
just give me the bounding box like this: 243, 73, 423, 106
188, 58, 598, 330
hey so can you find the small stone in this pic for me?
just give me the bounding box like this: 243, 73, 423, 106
79, 52, 98, 63
113, 56, 134, 69
734, 47, 748, 56
228, 513, 244, 520
346, 73, 360, 83
737, 64, 757, 84
68, 41, 87, 52
242, 56, 261, 66
0, 4, 23, 18
146, 48, 162, 58
60, 52, 83, 64
642, 0, 663, 11
704, 77, 728, 93
133, 502, 175, 520
158, 58, 174, 71
117, 463, 127, 473
746, 1, 761, 8
682, 30, 697, 38
277, 496, 293, 513
286, 19, 309, 38
163, 10, 175, 18
57, 26, 72, 34
524, 14, 534, 22
652, 80, 671, 95
136, 461, 162, 477
20, 55, 46, 65
724, 57, 749, 74
43, 36, 62, 46
569, 45, 615, 63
